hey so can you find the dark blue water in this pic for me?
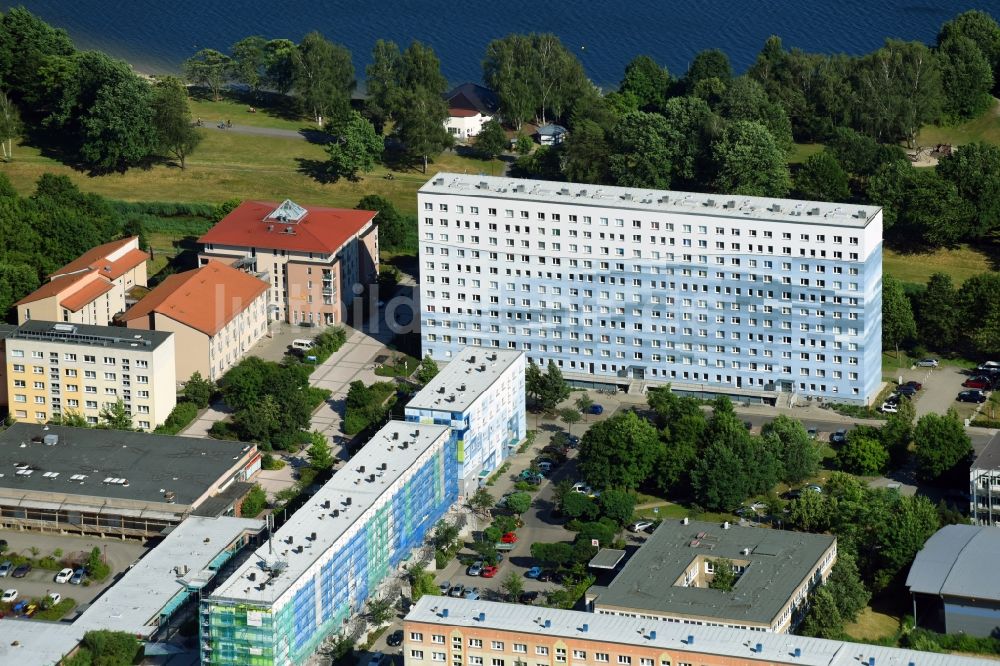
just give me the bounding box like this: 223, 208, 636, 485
5, 1, 1000, 88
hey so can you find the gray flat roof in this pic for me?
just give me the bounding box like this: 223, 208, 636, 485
972, 433, 1000, 471
406, 347, 522, 413
0, 423, 253, 507
588, 519, 835, 625
420, 173, 879, 229
0, 324, 16, 339
906, 524, 1000, 601
9, 320, 172, 352
406, 597, 994, 666
209, 421, 451, 604
589, 548, 626, 570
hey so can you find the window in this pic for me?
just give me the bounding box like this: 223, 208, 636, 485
432, 636, 445, 645
535, 647, 549, 656
513, 645, 527, 654
595, 654, 609, 663
469, 640, 483, 649
433, 653, 447, 662
573, 652, 587, 660
491, 642, 504, 651
618, 657, 631, 665
412, 651, 425, 660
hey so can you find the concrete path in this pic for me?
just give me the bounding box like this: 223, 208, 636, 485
197, 122, 321, 141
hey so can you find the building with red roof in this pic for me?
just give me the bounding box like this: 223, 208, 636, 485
15, 237, 149, 326
120, 261, 269, 382
198, 200, 378, 326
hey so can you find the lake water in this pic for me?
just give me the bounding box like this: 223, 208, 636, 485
5, 1, 1000, 88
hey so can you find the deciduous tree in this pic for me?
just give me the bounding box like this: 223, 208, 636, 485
914, 410, 973, 483
561, 119, 610, 184
98, 399, 134, 431
325, 111, 382, 181
476, 119, 508, 160
578, 411, 658, 490
761, 415, 820, 484
619, 55, 671, 112
505, 492, 531, 516
0, 90, 21, 161
608, 111, 673, 189
292, 32, 354, 126
711, 120, 790, 196
151, 76, 201, 169
936, 142, 1000, 240
837, 435, 888, 476
416, 355, 440, 385
881, 274, 917, 354
795, 151, 850, 202
183, 49, 231, 101
230, 36, 268, 97
306, 430, 335, 471
597, 489, 636, 527
182, 371, 214, 408
937, 35, 994, 120
916, 273, 959, 350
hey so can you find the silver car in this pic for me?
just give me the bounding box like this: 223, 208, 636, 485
0, 561, 11, 578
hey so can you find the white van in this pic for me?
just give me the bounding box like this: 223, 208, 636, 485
291, 339, 314, 351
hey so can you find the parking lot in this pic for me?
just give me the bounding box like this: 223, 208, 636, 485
882, 362, 993, 420
0, 530, 147, 616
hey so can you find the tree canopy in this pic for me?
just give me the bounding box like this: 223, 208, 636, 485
578, 411, 659, 490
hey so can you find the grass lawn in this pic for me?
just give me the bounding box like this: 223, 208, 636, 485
374, 353, 419, 378
882, 245, 993, 288
843, 606, 901, 642
632, 498, 733, 524
188, 96, 310, 132
916, 98, 1000, 147
788, 142, 824, 164
881, 349, 977, 373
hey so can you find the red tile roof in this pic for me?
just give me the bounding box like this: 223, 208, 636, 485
120, 261, 268, 337
59, 278, 115, 312
51, 237, 149, 280
14, 271, 94, 307
198, 201, 376, 254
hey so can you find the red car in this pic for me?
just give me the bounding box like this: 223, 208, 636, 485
963, 377, 991, 390
480, 565, 499, 578
500, 532, 518, 544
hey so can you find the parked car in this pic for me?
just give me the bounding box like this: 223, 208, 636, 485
464, 587, 480, 600
448, 584, 465, 598
807, 428, 818, 439
896, 385, 917, 397
880, 402, 898, 413
743, 421, 753, 430
630, 520, 654, 533
588, 404, 604, 415
55, 568, 74, 584
466, 561, 484, 577
519, 591, 539, 605
481, 565, 498, 578
977, 361, 1000, 373
805, 484, 823, 494
0, 561, 11, 578
536, 461, 553, 475
367, 652, 386, 666
438, 580, 450, 594
70, 568, 86, 585
386, 630, 404, 647
12, 563, 31, 578
958, 390, 987, 403
903, 381, 923, 391
830, 429, 847, 444
525, 566, 543, 579
963, 376, 992, 390
571, 482, 595, 496
916, 358, 939, 367
47, 592, 61, 606
538, 570, 564, 583
1, 589, 16, 603
500, 532, 518, 544
567, 435, 580, 448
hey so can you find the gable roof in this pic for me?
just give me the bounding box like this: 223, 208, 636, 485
906, 524, 1000, 601
445, 83, 499, 117
50, 236, 148, 280
198, 200, 376, 254
536, 123, 568, 137
59, 278, 115, 312
14, 271, 94, 307
119, 261, 267, 336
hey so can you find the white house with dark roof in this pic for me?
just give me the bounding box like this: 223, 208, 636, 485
444, 83, 499, 139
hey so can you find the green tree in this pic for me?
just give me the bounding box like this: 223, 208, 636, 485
79, 68, 158, 173
578, 411, 659, 490
692, 439, 751, 511
505, 491, 532, 516
914, 411, 973, 483
99, 399, 133, 431
395, 87, 452, 172
937, 35, 994, 120
761, 415, 820, 484
608, 111, 673, 188
306, 430, 335, 472
837, 435, 888, 476
366, 596, 394, 626
795, 151, 850, 202
712, 120, 790, 196
800, 586, 844, 638
827, 126, 906, 181
501, 571, 523, 602
561, 119, 610, 184
469, 488, 494, 517
708, 557, 737, 591
182, 371, 214, 408
73, 630, 142, 666
151, 76, 200, 169
826, 550, 870, 623
660, 95, 717, 188
538, 361, 571, 412
0, 262, 39, 314
620, 55, 671, 112
882, 274, 917, 355
406, 562, 438, 601
936, 142, 1000, 241
787, 488, 833, 532
560, 491, 599, 521
430, 520, 459, 551
183, 49, 231, 101
916, 273, 959, 350
292, 32, 355, 126
684, 49, 732, 90
718, 76, 793, 153
356, 195, 413, 253
0, 89, 21, 161
365, 39, 403, 125
263, 39, 297, 95
938, 10, 1000, 93
325, 110, 382, 181
515, 133, 534, 155
575, 394, 594, 419
241, 484, 267, 517
530, 542, 574, 568
230, 36, 268, 97
558, 407, 581, 436
525, 360, 544, 407
957, 272, 1000, 355
416, 355, 440, 385
597, 489, 636, 527
881, 398, 915, 467
476, 119, 508, 160
234, 393, 281, 444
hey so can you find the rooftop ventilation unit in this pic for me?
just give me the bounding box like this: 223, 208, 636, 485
723, 521, 730, 529
856, 209, 867, 219
392, 432, 399, 440
43, 434, 58, 446
378, 463, 387, 471
322, 500, 330, 509
332, 509, 340, 517
622, 193, 633, 201
479, 181, 488, 190
437, 386, 446, 394
808, 207, 820, 216
344, 497, 352, 506
514, 184, 526, 193
704, 199, 715, 207
433, 177, 444, 186
726, 200, 737, 209
560, 187, 570, 195
578, 189, 588, 197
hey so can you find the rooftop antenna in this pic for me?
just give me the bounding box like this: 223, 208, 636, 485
267, 513, 274, 555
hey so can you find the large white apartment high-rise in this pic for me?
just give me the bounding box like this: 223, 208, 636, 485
418, 174, 883, 405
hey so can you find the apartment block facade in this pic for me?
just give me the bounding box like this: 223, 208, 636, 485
418, 175, 883, 405
201, 421, 458, 666
15, 236, 148, 326
120, 261, 269, 382
405, 347, 526, 497
3, 321, 175, 430
971, 438, 1000, 526
198, 200, 378, 326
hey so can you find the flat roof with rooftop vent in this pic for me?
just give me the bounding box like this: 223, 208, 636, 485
406, 347, 523, 413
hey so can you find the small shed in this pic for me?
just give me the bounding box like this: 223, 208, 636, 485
535, 123, 568, 146
589, 548, 627, 570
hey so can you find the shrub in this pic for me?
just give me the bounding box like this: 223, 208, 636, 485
261, 453, 285, 471
86, 547, 110, 581
154, 401, 199, 435
241, 485, 267, 518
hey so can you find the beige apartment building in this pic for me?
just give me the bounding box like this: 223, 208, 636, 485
4, 321, 176, 431
198, 199, 378, 326
15, 236, 148, 326
120, 260, 269, 382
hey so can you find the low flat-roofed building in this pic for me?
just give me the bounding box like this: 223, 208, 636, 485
970, 435, 1000, 526
586, 519, 836, 633
405, 347, 526, 496
403, 597, 993, 666
906, 524, 1000, 637
15, 236, 149, 326
4, 320, 176, 430
0, 515, 266, 665
0, 423, 260, 536
120, 260, 269, 382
